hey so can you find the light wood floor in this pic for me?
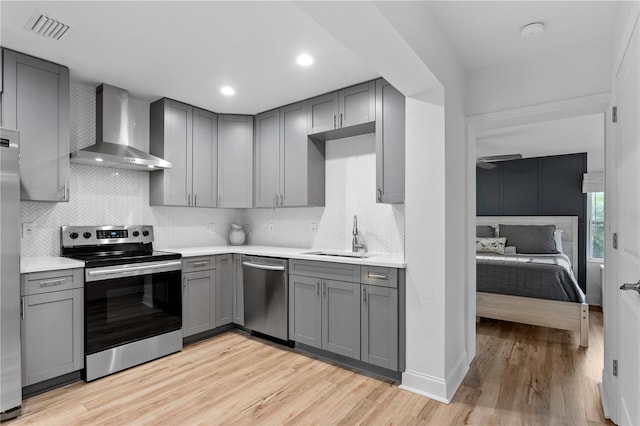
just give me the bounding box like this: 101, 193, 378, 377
10, 312, 612, 425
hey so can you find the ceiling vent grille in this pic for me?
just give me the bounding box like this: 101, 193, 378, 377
26, 12, 71, 41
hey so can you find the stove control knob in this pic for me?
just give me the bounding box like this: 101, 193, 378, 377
69, 232, 79, 239
142, 230, 150, 237
132, 231, 140, 237
83, 232, 92, 239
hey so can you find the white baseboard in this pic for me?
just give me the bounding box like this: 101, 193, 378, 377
400, 353, 469, 404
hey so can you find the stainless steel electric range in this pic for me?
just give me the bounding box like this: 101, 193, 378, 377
61, 225, 182, 382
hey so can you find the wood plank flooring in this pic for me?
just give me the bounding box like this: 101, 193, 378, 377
9, 312, 612, 425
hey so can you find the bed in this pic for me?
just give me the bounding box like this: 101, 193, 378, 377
476, 216, 589, 347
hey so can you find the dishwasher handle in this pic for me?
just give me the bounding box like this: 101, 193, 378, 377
242, 261, 286, 272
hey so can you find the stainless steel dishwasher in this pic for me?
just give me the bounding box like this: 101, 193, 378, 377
242, 256, 289, 341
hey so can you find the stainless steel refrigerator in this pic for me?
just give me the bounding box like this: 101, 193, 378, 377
0, 128, 22, 421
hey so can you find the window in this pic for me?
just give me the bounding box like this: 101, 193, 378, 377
588, 192, 604, 260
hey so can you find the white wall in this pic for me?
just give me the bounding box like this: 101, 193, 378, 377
466, 44, 611, 116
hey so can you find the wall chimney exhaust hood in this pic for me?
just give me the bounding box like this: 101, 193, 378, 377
70, 84, 171, 171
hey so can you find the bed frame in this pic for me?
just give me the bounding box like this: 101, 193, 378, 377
476, 216, 589, 347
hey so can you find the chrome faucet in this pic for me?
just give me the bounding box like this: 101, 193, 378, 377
352, 215, 366, 253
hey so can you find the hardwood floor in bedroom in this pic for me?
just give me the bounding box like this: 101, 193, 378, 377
10, 312, 611, 425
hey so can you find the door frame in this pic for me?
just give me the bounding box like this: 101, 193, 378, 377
464, 94, 609, 364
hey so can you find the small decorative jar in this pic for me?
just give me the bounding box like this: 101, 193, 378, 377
229, 224, 246, 246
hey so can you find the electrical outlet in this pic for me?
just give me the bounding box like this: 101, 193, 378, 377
310, 222, 317, 233
268, 222, 274, 233
22, 222, 34, 239
208, 223, 215, 233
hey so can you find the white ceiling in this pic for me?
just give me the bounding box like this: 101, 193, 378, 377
0, 1, 378, 114
427, 1, 618, 71
476, 113, 605, 170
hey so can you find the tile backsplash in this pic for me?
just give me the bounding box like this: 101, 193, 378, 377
20, 82, 404, 257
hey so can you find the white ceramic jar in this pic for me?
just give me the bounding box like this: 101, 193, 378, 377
229, 224, 246, 245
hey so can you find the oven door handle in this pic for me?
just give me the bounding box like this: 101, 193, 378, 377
86, 260, 182, 281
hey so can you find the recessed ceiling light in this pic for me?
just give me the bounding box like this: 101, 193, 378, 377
296, 54, 314, 67
95, 157, 103, 162
147, 165, 155, 169
520, 22, 545, 39
220, 86, 235, 96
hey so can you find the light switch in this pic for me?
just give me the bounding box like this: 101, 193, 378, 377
310, 222, 317, 233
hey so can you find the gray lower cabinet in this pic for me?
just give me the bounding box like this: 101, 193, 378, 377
20, 268, 83, 386
232, 254, 244, 325
215, 254, 233, 326
289, 274, 360, 359
375, 79, 405, 204
3, 49, 70, 202
182, 256, 216, 337
361, 285, 398, 370
149, 99, 218, 207
217, 114, 253, 208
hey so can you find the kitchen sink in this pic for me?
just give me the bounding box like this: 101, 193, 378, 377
303, 250, 375, 259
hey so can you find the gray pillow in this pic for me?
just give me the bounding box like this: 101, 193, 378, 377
498, 224, 558, 254
476, 225, 495, 238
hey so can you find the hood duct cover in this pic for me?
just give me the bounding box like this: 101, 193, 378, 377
70, 84, 171, 171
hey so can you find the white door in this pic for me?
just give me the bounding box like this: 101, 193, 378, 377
615, 16, 640, 426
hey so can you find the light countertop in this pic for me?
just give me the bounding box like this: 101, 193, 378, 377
21, 256, 86, 274
158, 245, 406, 268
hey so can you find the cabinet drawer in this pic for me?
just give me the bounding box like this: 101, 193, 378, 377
289, 259, 360, 282
182, 256, 216, 273
21, 269, 82, 296
360, 266, 397, 288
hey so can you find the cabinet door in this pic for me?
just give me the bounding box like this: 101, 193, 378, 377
307, 92, 338, 135
361, 285, 398, 370
375, 79, 405, 204
289, 274, 322, 348
3, 50, 69, 202
192, 107, 217, 207
21, 288, 83, 386
339, 82, 375, 129
182, 270, 215, 337
322, 280, 361, 359
215, 254, 233, 326
217, 115, 254, 208
162, 100, 192, 206
254, 109, 280, 208
280, 101, 309, 207
232, 255, 244, 325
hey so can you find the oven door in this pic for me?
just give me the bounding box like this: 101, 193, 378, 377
84, 260, 182, 355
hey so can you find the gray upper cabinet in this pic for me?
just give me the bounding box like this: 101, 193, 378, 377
215, 254, 233, 326
375, 79, 405, 204
322, 279, 361, 359
3, 49, 70, 202
254, 109, 280, 208
150, 99, 217, 207
280, 101, 325, 207
218, 115, 253, 208
361, 284, 398, 370
307, 81, 375, 137
20, 269, 83, 386
254, 102, 325, 208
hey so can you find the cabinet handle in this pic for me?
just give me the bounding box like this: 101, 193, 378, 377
191, 261, 208, 267
182, 276, 187, 291
315, 280, 319, 296
275, 194, 279, 208
377, 187, 382, 202
63, 183, 68, 201
39, 278, 65, 287
368, 273, 388, 280
340, 113, 343, 128
323, 281, 327, 295
333, 115, 336, 129
279, 194, 284, 206
21, 297, 25, 320
362, 287, 367, 303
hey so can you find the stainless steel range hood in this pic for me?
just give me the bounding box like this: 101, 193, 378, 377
70, 84, 171, 171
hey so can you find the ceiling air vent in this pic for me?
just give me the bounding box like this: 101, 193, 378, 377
25, 12, 71, 41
